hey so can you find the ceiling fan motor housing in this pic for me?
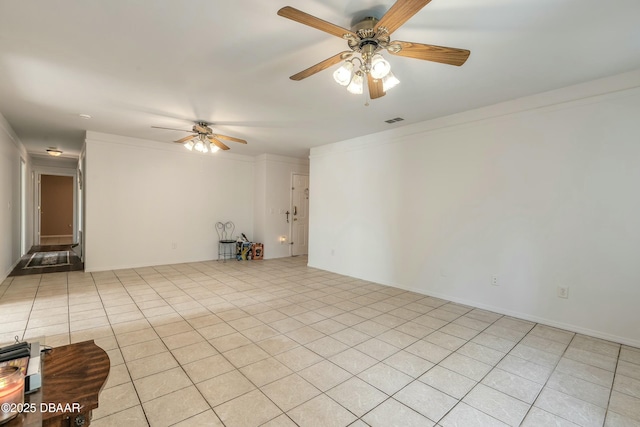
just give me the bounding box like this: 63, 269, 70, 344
351, 16, 378, 33
193, 122, 213, 135
346, 16, 393, 60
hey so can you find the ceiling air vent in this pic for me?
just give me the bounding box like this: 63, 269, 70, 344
384, 117, 404, 124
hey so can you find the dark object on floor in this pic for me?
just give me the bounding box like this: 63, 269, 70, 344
24, 251, 70, 269
8, 245, 83, 277
237, 241, 252, 260
252, 243, 264, 260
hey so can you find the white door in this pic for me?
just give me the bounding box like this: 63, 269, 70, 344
291, 174, 309, 256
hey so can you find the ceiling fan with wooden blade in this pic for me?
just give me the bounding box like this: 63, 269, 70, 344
151, 122, 247, 153
277, 0, 470, 99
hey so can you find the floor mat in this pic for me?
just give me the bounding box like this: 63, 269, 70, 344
24, 251, 70, 269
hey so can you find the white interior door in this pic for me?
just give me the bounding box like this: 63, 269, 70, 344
291, 174, 309, 256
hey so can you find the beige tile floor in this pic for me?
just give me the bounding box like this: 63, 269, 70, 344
1, 256, 639, 427
39, 235, 74, 245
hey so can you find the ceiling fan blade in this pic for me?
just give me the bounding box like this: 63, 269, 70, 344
174, 135, 197, 143
388, 41, 470, 66
213, 134, 248, 144
290, 51, 353, 81
208, 137, 230, 151
376, 0, 432, 35
152, 126, 194, 133
278, 6, 356, 39
367, 74, 386, 99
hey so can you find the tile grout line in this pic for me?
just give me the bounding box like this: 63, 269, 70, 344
524, 332, 614, 426
21, 272, 43, 342
383, 309, 511, 426
89, 271, 147, 425
124, 265, 231, 425
10, 258, 637, 427
601, 344, 622, 426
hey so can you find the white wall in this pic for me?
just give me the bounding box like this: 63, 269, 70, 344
0, 114, 31, 280
253, 154, 309, 259
309, 70, 640, 347
84, 132, 255, 271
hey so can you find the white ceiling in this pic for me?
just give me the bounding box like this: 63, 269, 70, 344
1, 0, 639, 159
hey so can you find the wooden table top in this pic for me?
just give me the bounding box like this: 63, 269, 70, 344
6, 340, 110, 427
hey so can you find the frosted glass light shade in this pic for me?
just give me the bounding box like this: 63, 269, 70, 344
370, 54, 391, 79
347, 72, 364, 94
382, 72, 400, 91
333, 61, 353, 86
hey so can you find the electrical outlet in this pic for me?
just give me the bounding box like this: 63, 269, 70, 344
492, 275, 499, 286
331, 249, 335, 256
557, 286, 569, 299
171, 242, 177, 249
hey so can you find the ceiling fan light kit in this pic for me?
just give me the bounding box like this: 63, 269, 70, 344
185, 134, 220, 154
151, 122, 247, 154
333, 52, 395, 94
277, 0, 470, 100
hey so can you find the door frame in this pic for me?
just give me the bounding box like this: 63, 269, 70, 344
33, 168, 78, 245
20, 157, 27, 256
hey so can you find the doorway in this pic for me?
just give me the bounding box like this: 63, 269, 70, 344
290, 173, 309, 256
39, 174, 74, 245
20, 158, 27, 256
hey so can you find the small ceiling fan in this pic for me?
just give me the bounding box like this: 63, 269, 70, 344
152, 122, 247, 153
277, 0, 470, 99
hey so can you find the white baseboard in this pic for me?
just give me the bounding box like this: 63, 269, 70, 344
391, 282, 640, 349
307, 261, 640, 349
